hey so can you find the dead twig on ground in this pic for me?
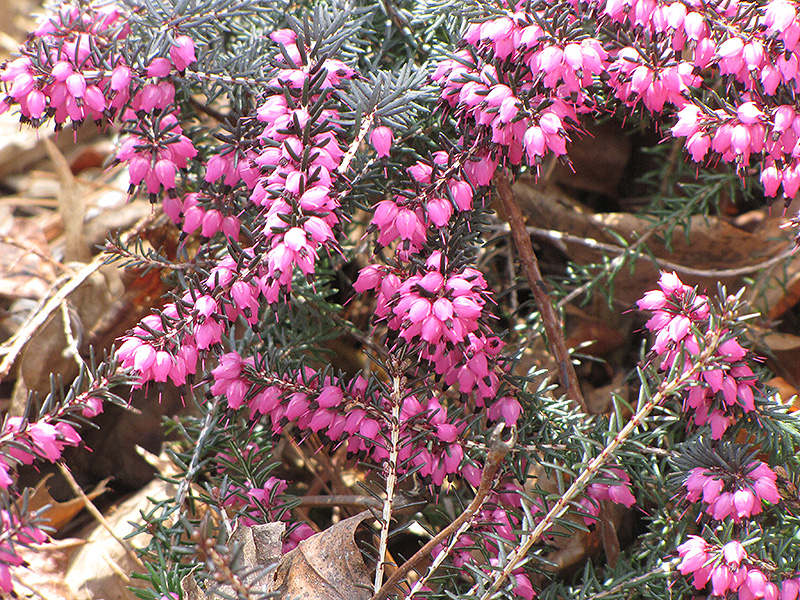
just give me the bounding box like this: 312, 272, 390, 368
57, 462, 144, 570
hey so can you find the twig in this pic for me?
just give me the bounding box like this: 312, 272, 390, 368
103, 553, 133, 582
374, 359, 406, 594
473, 325, 727, 599
296, 494, 422, 514
0, 234, 67, 272
174, 395, 221, 514
57, 462, 144, 569
493, 170, 587, 413
0, 261, 103, 383
185, 70, 263, 88
590, 561, 677, 599
403, 516, 472, 598
193, 530, 257, 600
60, 301, 87, 373
552, 179, 731, 309
370, 423, 515, 600
338, 112, 374, 175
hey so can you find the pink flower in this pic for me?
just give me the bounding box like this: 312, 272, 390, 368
147, 57, 172, 78
170, 35, 197, 71
370, 126, 393, 158
678, 535, 710, 576
582, 467, 636, 524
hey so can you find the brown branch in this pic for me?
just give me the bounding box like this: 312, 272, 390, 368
370, 424, 515, 600
493, 170, 587, 413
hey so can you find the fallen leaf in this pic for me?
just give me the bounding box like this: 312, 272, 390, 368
755, 331, 800, 352
42, 135, 90, 263
510, 179, 799, 308
552, 118, 631, 198
25, 473, 110, 532
0, 220, 59, 302
270, 512, 377, 600
767, 377, 800, 411
566, 316, 625, 357
64, 477, 177, 600
0, 112, 99, 183
182, 521, 286, 600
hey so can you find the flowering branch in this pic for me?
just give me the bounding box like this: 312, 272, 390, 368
475, 279, 744, 598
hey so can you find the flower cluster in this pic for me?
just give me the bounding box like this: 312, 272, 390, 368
210, 353, 477, 486
165, 191, 241, 242
636, 273, 794, 596
116, 303, 202, 386
430, 0, 800, 213
0, 418, 80, 472
0, 0, 202, 216
0, 2, 129, 127
637, 271, 759, 439
683, 460, 780, 522
245, 29, 350, 301
354, 251, 507, 403
0, 1, 197, 138
678, 536, 800, 600
0, 363, 129, 593
677, 537, 750, 596
115, 111, 198, 201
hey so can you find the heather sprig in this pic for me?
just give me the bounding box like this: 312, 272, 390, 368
0, 355, 132, 592
1, 0, 800, 598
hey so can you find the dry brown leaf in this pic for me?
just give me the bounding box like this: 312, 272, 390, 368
552, 119, 632, 198
10, 267, 115, 417
596, 501, 621, 568
511, 179, 800, 309
182, 521, 286, 600
755, 331, 800, 352
270, 512, 377, 600
25, 473, 110, 532
42, 135, 90, 263
566, 317, 625, 357
0, 113, 99, 183
767, 377, 800, 410
0, 219, 59, 304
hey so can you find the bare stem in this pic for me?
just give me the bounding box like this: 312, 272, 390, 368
403, 517, 472, 598
493, 170, 587, 413
371, 424, 515, 600
339, 112, 375, 174
374, 359, 405, 594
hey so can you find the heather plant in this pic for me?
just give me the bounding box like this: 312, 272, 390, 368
0, 0, 800, 599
